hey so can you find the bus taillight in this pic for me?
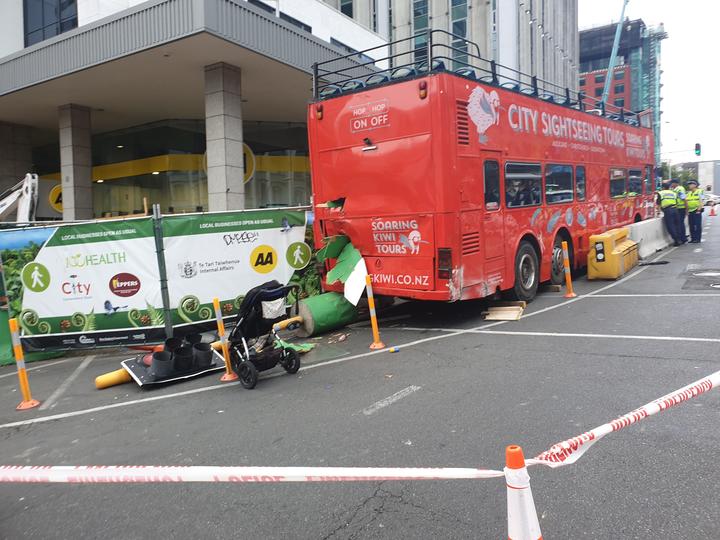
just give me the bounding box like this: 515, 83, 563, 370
437, 248, 452, 279
419, 81, 428, 99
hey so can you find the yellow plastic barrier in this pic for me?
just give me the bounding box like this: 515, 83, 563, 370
95, 368, 132, 389
588, 227, 639, 280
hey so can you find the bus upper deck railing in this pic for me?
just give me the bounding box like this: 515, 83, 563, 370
312, 29, 649, 129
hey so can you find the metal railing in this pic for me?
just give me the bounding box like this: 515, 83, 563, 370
312, 29, 644, 128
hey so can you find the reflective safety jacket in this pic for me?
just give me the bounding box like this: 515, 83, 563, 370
658, 189, 678, 209
686, 190, 702, 212
673, 185, 687, 209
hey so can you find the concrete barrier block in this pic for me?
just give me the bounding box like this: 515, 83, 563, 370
628, 217, 673, 259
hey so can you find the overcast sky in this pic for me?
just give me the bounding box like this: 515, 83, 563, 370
578, 0, 719, 166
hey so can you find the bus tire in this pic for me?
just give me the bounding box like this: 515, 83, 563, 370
511, 241, 539, 302
550, 235, 572, 286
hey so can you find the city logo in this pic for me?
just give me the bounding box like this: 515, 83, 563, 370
109, 273, 141, 297
178, 260, 198, 279
468, 86, 501, 144
250, 245, 278, 274
286, 242, 312, 270
61, 277, 92, 298
21, 262, 50, 293
66, 251, 127, 269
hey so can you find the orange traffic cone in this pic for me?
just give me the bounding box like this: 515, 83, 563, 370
710, 204, 717, 217
505, 445, 542, 540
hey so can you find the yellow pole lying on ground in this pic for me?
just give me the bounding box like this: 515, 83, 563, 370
561, 241, 577, 298
213, 297, 238, 382
8, 318, 41, 411
365, 275, 385, 350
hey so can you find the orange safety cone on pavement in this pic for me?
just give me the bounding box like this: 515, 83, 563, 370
8, 318, 41, 411
505, 445, 542, 540
561, 241, 576, 298
365, 275, 385, 350
710, 204, 717, 217
213, 297, 238, 382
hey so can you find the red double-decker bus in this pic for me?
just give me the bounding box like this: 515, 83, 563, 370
309, 31, 655, 302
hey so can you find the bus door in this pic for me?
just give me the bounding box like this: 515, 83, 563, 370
481, 157, 505, 276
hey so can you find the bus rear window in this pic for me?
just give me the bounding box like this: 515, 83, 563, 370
610, 168, 626, 198
505, 163, 541, 208
628, 169, 642, 195
545, 164, 573, 204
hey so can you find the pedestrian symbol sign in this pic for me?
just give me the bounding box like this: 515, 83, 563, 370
250, 245, 278, 274
21, 262, 50, 293
286, 242, 311, 270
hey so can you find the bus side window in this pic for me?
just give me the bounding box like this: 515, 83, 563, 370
628, 169, 642, 196
576, 166, 586, 201
484, 160, 501, 211
644, 166, 653, 194
610, 168, 626, 198
505, 162, 542, 208
545, 164, 573, 204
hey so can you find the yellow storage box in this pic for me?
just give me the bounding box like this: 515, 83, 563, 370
588, 227, 639, 280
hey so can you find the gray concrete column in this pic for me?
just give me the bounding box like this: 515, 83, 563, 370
0, 122, 32, 193
204, 62, 244, 211
59, 104, 93, 220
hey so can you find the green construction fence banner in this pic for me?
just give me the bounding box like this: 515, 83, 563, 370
0, 209, 311, 355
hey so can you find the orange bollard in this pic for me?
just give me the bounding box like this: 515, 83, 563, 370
710, 204, 717, 217
505, 445, 542, 540
8, 318, 41, 411
561, 240, 576, 298
213, 297, 238, 382
365, 275, 385, 350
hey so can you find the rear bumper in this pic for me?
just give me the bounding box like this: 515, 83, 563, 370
323, 280, 453, 301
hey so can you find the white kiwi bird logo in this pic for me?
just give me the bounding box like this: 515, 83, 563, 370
467, 87, 501, 143
399, 229, 428, 255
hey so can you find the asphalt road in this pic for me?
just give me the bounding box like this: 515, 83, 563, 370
1, 215, 719, 539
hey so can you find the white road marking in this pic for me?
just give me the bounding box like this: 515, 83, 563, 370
475, 330, 720, 343
0, 247, 679, 430
580, 293, 719, 298
694, 248, 703, 253
39, 356, 95, 411
0, 359, 71, 380
362, 385, 422, 416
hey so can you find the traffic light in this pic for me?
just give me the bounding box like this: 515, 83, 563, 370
695, 143, 701, 156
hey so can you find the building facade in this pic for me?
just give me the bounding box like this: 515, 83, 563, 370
0, 0, 579, 221
579, 19, 667, 165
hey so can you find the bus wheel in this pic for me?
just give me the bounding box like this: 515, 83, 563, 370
511, 241, 539, 302
550, 236, 572, 285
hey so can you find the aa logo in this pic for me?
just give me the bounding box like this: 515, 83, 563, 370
250, 245, 278, 274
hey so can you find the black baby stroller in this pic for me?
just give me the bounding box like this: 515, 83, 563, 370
227, 280, 301, 389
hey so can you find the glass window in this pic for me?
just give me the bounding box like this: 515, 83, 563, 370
644, 166, 653, 193
247, 0, 275, 13
545, 165, 573, 204
576, 166, 586, 201
628, 169, 642, 195
594, 87, 602, 97
610, 168, 627, 198
279, 12, 311, 32
613, 70, 624, 80
579, 78, 586, 86
340, 0, 353, 17
615, 84, 624, 94
505, 163, 542, 208
24, 0, 77, 47
484, 160, 500, 211
595, 74, 605, 84
614, 98, 624, 108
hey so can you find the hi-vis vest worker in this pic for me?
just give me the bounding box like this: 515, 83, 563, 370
686, 189, 702, 212
673, 184, 687, 209
658, 189, 678, 209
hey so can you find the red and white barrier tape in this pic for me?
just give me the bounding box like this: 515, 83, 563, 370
0, 465, 503, 484
528, 369, 720, 468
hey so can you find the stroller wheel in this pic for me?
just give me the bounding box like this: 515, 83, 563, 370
238, 361, 258, 389
280, 349, 300, 374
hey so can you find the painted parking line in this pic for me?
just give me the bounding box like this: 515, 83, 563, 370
0, 359, 71, 380
362, 385, 422, 416
39, 355, 95, 411
0, 246, 679, 430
